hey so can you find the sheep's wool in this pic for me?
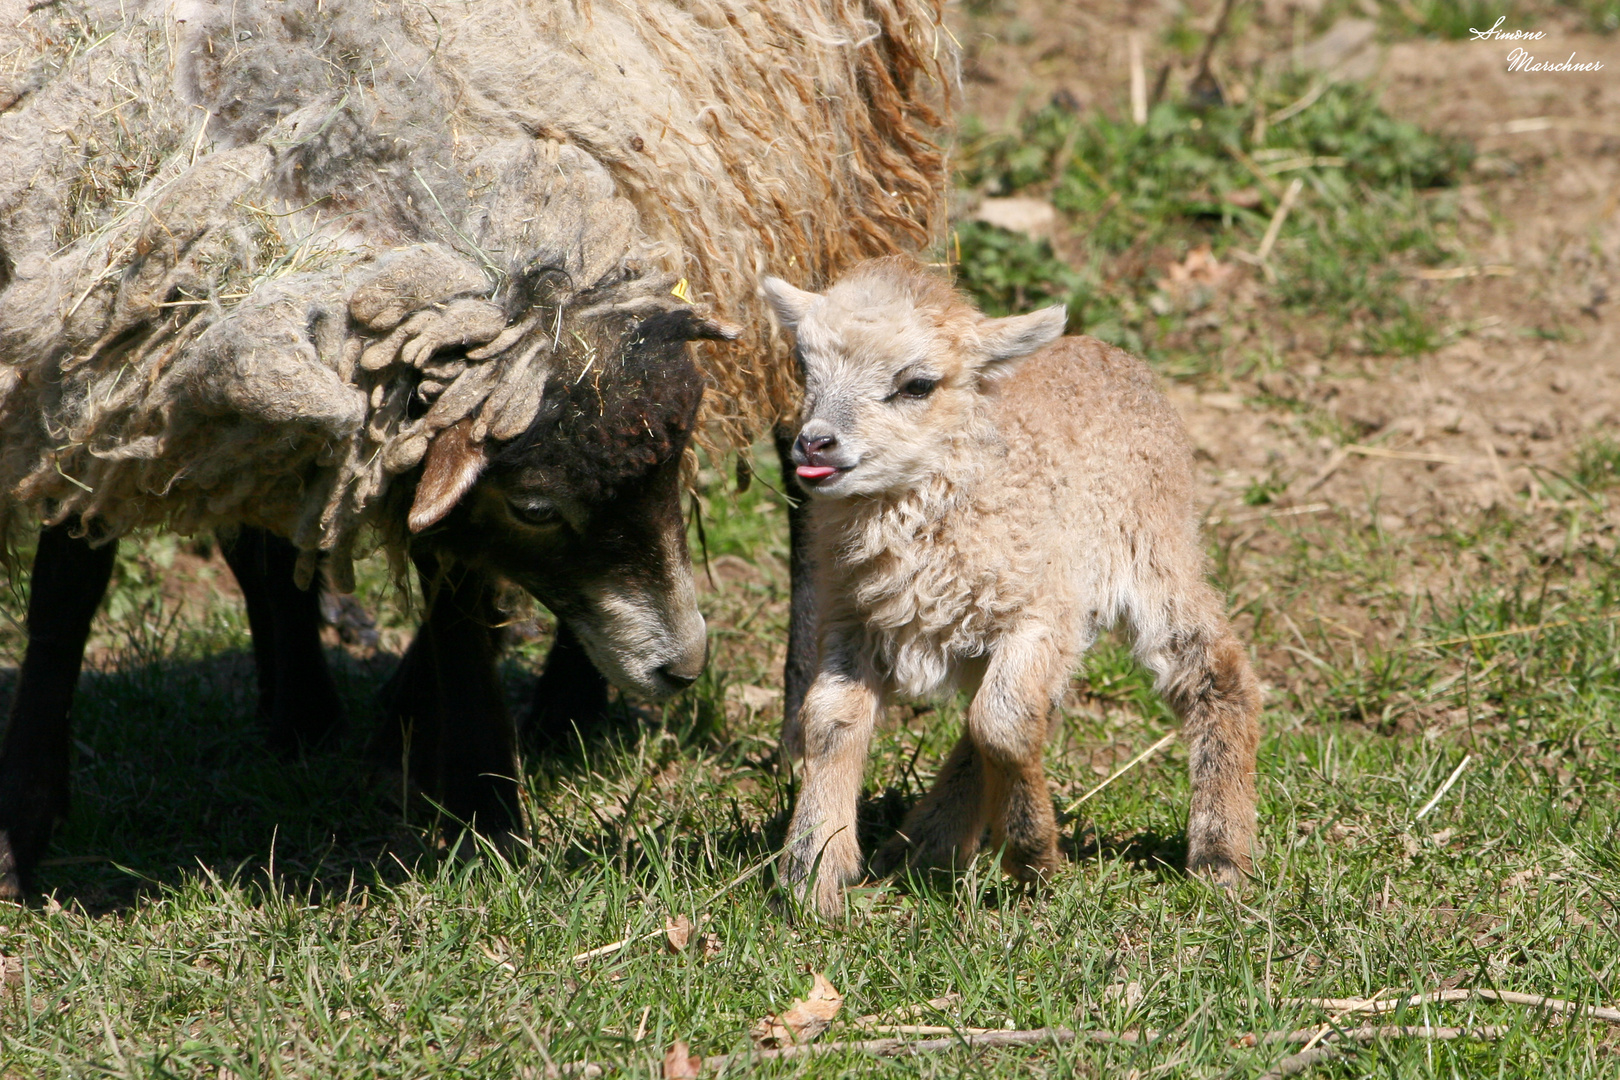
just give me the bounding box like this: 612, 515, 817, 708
0, 0, 949, 575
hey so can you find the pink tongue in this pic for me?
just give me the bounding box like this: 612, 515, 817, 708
796, 465, 838, 481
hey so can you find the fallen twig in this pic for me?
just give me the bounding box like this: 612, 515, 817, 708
1256, 178, 1304, 262
1205, 502, 1331, 528
1288, 988, 1620, 1024
1257, 1026, 1507, 1080
1128, 33, 1147, 125
569, 929, 666, 964
1413, 264, 1515, 281
1415, 755, 1472, 821
549, 1018, 1520, 1077
1347, 444, 1466, 466
1062, 733, 1177, 815
697, 1027, 1152, 1072
1404, 611, 1620, 652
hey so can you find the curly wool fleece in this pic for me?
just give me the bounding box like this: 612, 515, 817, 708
0, 0, 950, 579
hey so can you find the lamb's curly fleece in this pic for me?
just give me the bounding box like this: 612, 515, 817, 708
0, 0, 950, 579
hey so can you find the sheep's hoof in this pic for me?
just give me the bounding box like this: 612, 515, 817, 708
0, 828, 43, 901
0, 843, 23, 901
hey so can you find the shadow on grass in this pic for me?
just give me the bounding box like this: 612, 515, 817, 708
0, 646, 659, 915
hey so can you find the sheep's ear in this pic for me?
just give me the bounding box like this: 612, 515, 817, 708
409, 418, 487, 532
761, 277, 819, 331
977, 305, 1067, 366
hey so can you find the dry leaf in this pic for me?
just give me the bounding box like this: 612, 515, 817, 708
665, 915, 693, 953
663, 1040, 700, 1079
750, 971, 843, 1047
698, 931, 723, 959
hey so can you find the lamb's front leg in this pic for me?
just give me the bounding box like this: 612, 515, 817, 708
781, 639, 884, 919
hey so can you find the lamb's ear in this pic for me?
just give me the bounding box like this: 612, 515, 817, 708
977, 304, 1067, 366
761, 277, 819, 331
409, 417, 487, 533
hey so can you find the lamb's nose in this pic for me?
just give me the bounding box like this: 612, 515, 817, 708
796, 432, 838, 459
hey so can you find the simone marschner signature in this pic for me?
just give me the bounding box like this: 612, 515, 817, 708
1470, 16, 1604, 72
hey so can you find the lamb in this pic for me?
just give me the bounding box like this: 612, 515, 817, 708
763, 258, 1263, 919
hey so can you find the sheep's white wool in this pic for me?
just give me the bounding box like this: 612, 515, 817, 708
0, 0, 950, 563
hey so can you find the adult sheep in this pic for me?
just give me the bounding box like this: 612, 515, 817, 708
0, 0, 951, 895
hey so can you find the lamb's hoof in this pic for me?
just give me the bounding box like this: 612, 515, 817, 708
1000, 849, 1060, 888
869, 834, 913, 878
1187, 851, 1250, 891
778, 861, 850, 922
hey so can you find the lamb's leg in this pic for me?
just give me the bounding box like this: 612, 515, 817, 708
870, 731, 990, 876
774, 421, 817, 761
1130, 597, 1261, 888
781, 637, 883, 918
969, 642, 1062, 883
876, 642, 1062, 884
0, 522, 116, 898
220, 527, 344, 754
524, 621, 610, 751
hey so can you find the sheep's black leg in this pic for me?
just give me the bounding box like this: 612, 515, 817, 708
774, 420, 817, 760
524, 622, 610, 752
388, 554, 521, 840
0, 522, 116, 898
219, 527, 344, 754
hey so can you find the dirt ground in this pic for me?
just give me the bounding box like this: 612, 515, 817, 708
946, 3, 1618, 685
960, 1, 1618, 527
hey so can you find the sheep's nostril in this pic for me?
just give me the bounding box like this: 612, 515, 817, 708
657, 663, 701, 690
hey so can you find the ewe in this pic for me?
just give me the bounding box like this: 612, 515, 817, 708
764, 258, 1262, 918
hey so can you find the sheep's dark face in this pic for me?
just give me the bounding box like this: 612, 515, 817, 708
423, 314, 708, 701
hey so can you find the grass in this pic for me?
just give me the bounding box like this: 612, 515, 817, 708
952, 73, 1471, 362
3, 453, 1620, 1077
4, 21, 1619, 1080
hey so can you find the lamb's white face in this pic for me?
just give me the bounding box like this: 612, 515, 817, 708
763, 268, 1065, 500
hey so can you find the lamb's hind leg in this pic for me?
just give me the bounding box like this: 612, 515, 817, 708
877, 640, 1062, 885
870, 731, 991, 877
1131, 596, 1261, 887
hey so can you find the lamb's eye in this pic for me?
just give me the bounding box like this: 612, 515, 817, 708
899, 376, 938, 399
509, 498, 562, 528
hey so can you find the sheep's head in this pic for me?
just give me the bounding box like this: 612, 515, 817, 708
409, 310, 711, 701
763, 257, 1066, 499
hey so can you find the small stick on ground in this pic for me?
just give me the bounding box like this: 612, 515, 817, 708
1404, 610, 1620, 653
1129, 34, 1147, 125
555, 1021, 1515, 1077
1062, 732, 1177, 815
1257, 178, 1304, 262
1257, 1026, 1507, 1080
1287, 988, 1620, 1024
1415, 755, 1472, 821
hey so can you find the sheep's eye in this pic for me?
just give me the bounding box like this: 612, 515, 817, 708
898, 376, 938, 399
509, 498, 562, 528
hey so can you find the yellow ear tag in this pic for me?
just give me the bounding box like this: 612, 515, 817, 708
671, 278, 691, 302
